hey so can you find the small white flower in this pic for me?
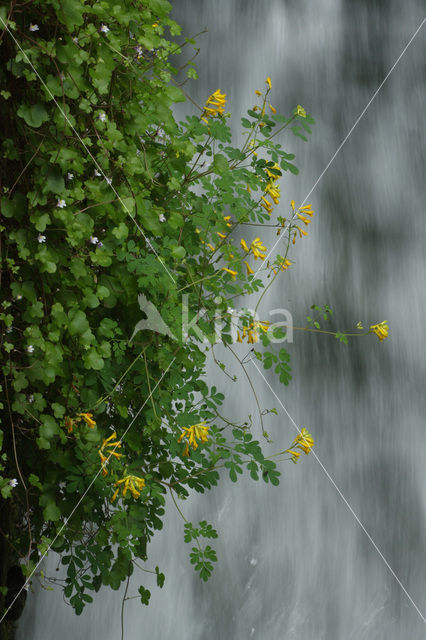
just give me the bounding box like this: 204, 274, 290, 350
159, 214, 166, 223
99, 24, 109, 33
67, 172, 74, 180
98, 112, 107, 122
135, 46, 143, 57
27, 345, 34, 353
57, 199, 66, 208
9, 479, 18, 488
72, 37, 79, 44
94, 169, 101, 177
90, 236, 99, 244
29, 24, 39, 32
37, 234, 46, 243
16, 294, 23, 300
105, 177, 112, 185
28, 395, 34, 403
6, 326, 12, 333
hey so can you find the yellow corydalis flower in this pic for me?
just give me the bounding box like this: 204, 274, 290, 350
250, 237, 267, 260
295, 105, 306, 118
222, 267, 237, 279
201, 89, 227, 123
111, 474, 145, 502
369, 321, 389, 342
240, 238, 249, 253
77, 412, 96, 428
269, 104, 277, 114
266, 76, 272, 89
244, 260, 254, 275
292, 428, 314, 455
178, 422, 210, 456
237, 321, 269, 344
271, 258, 292, 275
98, 432, 122, 476
286, 449, 301, 464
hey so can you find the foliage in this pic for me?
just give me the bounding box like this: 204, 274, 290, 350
0, 0, 379, 622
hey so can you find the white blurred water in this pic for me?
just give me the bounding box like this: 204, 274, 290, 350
17, 1, 426, 638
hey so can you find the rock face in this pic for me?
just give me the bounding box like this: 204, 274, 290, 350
4, 566, 27, 622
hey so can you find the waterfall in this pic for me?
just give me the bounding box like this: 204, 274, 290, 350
17, 1, 426, 638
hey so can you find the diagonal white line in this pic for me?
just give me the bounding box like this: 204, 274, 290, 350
0, 354, 178, 623
0, 17, 176, 284
256, 16, 426, 275
249, 358, 426, 625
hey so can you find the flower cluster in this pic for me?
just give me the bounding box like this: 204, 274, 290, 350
241, 237, 267, 261
285, 428, 314, 463
271, 257, 292, 275
178, 422, 210, 456
111, 474, 145, 502
237, 320, 269, 344
65, 412, 96, 433
290, 201, 314, 244
98, 432, 122, 476
261, 164, 281, 216
201, 90, 227, 124
369, 321, 389, 342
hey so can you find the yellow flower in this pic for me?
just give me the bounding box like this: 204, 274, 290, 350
269, 104, 277, 114
266, 76, 272, 89
202, 89, 227, 121
292, 428, 314, 455
217, 232, 226, 239
244, 260, 254, 275
77, 412, 96, 428
296, 213, 311, 225
369, 321, 389, 342
65, 416, 74, 433
295, 105, 306, 118
255, 90, 262, 96
285, 449, 301, 464
223, 215, 232, 227
98, 432, 122, 476
250, 237, 267, 260
260, 199, 273, 215
111, 474, 145, 502
238, 321, 269, 343
253, 320, 270, 333
274, 258, 292, 273
222, 267, 237, 279
240, 238, 249, 252
178, 422, 210, 455
265, 182, 281, 205
299, 204, 313, 215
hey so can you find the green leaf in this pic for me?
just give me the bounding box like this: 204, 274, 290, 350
43, 502, 61, 522
17, 104, 49, 128
171, 245, 186, 259
138, 585, 151, 606
213, 153, 228, 175
83, 350, 104, 370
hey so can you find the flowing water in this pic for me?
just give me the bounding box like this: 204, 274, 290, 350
17, 1, 426, 638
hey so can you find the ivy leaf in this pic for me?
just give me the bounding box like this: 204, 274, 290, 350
43, 502, 61, 522
138, 585, 151, 606
17, 104, 49, 128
